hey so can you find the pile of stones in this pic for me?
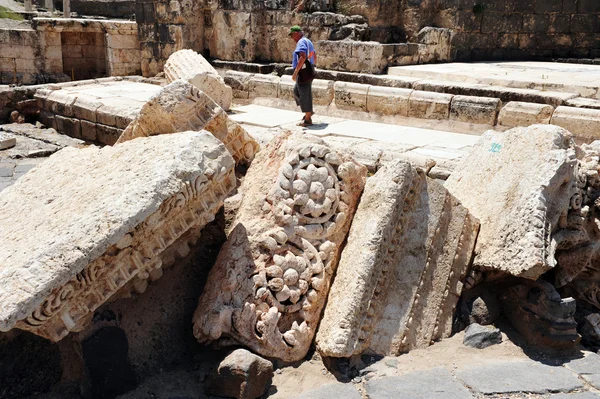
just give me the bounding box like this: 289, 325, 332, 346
2, 50, 600, 399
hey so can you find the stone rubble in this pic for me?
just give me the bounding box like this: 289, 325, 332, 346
0, 131, 236, 341
164, 49, 233, 111
204, 349, 273, 399
316, 159, 478, 357
0, 133, 17, 150
116, 80, 259, 165
193, 132, 367, 362
462, 323, 502, 349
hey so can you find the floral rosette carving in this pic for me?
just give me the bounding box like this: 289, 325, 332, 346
194, 135, 366, 361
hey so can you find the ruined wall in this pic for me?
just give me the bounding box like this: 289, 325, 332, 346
331, 0, 599, 61
2, 19, 141, 84
61, 32, 107, 80
437, 0, 600, 61
36, 18, 142, 78
0, 28, 64, 85
135, 0, 360, 77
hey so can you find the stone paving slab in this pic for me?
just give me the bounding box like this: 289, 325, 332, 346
365, 368, 476, 399
231, 104, 304, 127
309, 119, 479, 148
565, 353, 600, 375
455, 361, 584, 395
288, 382, 362, 399
550, 393, 600, 399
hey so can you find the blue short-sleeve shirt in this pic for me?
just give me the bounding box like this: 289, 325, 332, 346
292, 36, 316, 69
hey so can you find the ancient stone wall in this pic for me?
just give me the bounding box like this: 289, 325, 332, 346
0, 28, 65, 85
2, 18, 141, 84
437, 0, 600, 61
330, 0, 599, 61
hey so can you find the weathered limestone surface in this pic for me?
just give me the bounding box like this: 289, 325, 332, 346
551, 106, 600, 142
445, 125, 578, 280
0, 133, 16, 150
334, 81, 369, 111
449, 95, 501, 125
316, 160, 478, 357
366, 86, 413, 116
117, 80, 259, 165
205, 349, 273, 399
164, 49, 233, 111
0, 131, 236, 341
248, 75, 280, 99
193, 132, 367, 362
498, 102, 554, 128
408, 91, 453, 120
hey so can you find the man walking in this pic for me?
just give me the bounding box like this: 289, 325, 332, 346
289, 25, 317, 127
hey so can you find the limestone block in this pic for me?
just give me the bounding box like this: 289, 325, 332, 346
551, 106, 600, 142
498, 101, 554, 128
80, 120, 97, 141
278, 76, 335, 107
445, 125, 578, 280
96, 124, 122, 146
72, 96, 103, 123
0, 133, 16, 150
248, 74, 280, 99
366, 86, 413, 116
408, 91, 453, 120
449, 95, 501, 125
334, 81, 369, 111
316, 160, 478, 357
193, 132, 367, 362
0, 131, 236, 341
164, 49, 233, 111
117, 80, 259, 165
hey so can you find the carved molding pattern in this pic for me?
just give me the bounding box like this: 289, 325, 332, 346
15, 170, 236, 342
194, 138, 366, 361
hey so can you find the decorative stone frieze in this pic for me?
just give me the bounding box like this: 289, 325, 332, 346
164, 49, 233, 111
316, 159, 478, 357
193, 132, 367, 362
0, 131, 236, 341
117, 80, 259, 165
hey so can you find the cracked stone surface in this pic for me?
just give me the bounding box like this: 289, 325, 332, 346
365, 368, 476, 399
289, 383, 362, 399
455, 361, 584, 395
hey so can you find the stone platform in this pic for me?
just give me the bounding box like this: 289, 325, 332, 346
35, 78, 163, 145
388, 61, 600, 99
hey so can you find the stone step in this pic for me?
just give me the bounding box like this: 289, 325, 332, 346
388, 61, 600, 99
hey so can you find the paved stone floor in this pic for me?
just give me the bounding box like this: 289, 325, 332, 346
388, 61, 600, 99
0, 123, 83, 192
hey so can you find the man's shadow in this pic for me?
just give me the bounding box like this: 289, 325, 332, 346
303, 123, 328, 131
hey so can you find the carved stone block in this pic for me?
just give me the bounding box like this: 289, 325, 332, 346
316, 159, 478, 357
164, 49, 233, 111
0, 131, 236, 341
193, 132, 367, 362
445, 125, 578, 280
117, 80, 259, 165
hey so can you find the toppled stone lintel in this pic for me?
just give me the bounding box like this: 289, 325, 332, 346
316, 159, 478, 357
445, 124, 578, 280
0, 131, 236, 341
117, 80, 258, 165
193, 132, 367, 362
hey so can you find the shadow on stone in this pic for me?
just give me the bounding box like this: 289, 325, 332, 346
82, 327, 137, 399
